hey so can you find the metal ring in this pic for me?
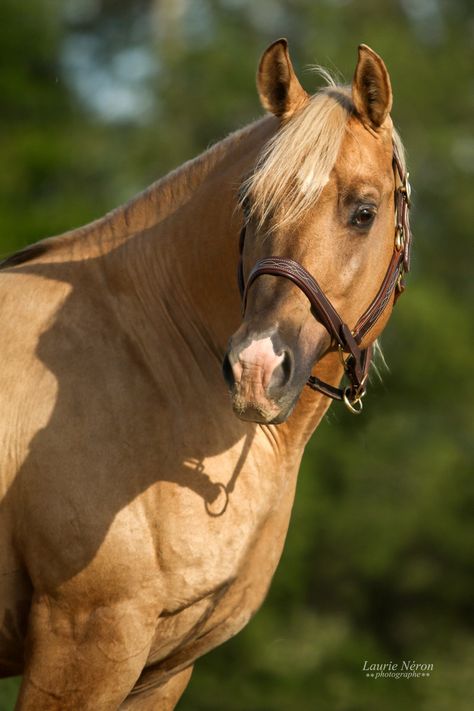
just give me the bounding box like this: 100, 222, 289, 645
343, 387, 364, 415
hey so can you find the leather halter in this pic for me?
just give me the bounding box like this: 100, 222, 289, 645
237, 143, 412, 414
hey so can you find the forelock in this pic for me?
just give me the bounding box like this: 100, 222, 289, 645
241, 84, 354, 231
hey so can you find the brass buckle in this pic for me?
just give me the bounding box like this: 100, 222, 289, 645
395, 225, 404, 251
343, 386, 364, 415
402, 172, 412, 208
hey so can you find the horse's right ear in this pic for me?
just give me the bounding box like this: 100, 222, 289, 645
352, 44, 393, 129
257, 39, 309, 118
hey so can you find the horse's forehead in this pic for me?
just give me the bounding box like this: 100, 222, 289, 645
335, 119, 393, 183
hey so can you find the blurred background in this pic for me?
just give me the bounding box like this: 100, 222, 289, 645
0, 0, 472, 709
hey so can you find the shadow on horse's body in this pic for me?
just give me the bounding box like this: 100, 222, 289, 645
0, 40, 409, 709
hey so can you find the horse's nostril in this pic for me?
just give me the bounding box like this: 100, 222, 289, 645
270, 349, 293, 390
222, 353, 235, 390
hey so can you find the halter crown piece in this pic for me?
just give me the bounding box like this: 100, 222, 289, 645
237, 142, 412, 414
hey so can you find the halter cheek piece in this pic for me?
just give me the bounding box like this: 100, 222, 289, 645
237, 143, 412, 414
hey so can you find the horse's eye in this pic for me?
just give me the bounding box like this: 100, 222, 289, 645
352, 205, 376, 229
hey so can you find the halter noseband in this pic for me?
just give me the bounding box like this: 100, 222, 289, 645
237, 143, 412, 414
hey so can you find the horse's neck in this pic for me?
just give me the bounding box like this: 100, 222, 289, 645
156, 119, 277, 350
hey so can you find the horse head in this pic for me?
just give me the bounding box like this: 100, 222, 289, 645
223, 39, 410, 424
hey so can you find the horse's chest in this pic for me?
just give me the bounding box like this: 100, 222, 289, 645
146, 443, 299, 668
153, 442, 287, 604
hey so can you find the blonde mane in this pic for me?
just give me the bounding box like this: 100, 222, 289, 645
241, 85, 354, 231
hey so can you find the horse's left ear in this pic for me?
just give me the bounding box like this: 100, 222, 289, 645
257, 38, 309, 118
352, 44, 393, 129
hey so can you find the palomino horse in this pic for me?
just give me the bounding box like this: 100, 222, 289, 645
0, 40, 411, 709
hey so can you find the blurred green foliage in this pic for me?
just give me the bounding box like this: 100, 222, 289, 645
0, 0, 472, 709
